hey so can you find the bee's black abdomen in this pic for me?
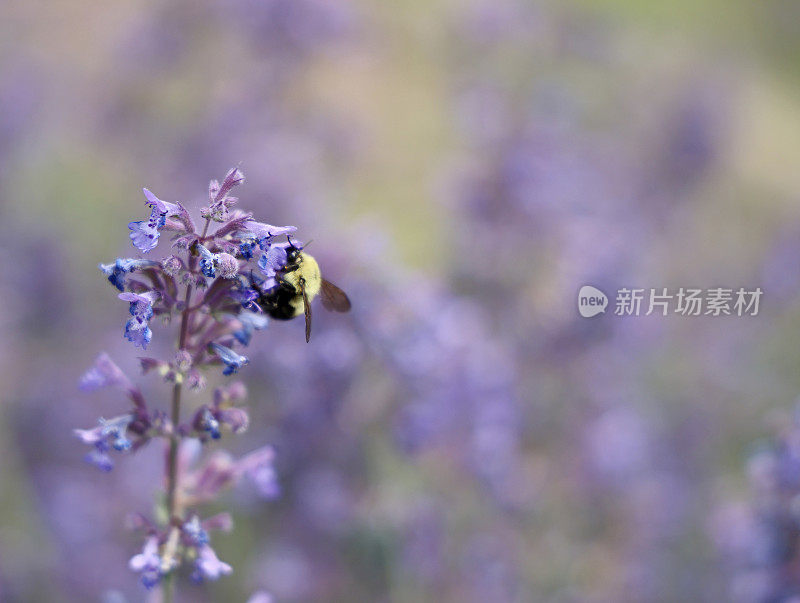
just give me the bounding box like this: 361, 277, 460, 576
261, 287, 298, 320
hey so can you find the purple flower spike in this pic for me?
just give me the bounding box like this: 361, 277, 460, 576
192, 545, 232, 583
81, 168, 291, 590
79, 353, 132, 392
129, 537, 163, 590
210, 343, 249, 376
236, 446, 280, 499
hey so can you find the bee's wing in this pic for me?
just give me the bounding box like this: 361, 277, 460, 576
320, 279, 351, 313
301, 280, 312, 343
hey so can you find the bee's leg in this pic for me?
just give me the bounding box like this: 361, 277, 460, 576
278, 277, 296, 293
282, 263, 300, 274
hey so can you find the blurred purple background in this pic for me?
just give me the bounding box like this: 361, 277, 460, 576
3, 0, 800, 601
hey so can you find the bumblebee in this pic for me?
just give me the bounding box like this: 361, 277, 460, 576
252, 243, 351, 342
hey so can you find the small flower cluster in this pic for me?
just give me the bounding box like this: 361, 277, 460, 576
75, 168, 295, 593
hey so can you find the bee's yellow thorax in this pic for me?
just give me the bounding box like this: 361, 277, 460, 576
285, 252, 322, 299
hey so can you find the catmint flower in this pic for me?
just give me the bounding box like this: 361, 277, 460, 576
129, 188, 183, 253
120, 291, 158, 321
124, 320, 152, 349
119, 291, 159, 349
129, 537, 162, 589
239, 239, 257, 260
193, 402, 249, 439
241, 219, 297, 241
99, 258, 159, 291
257, 245, 288, 287
236, 446, 280, 499
198, 244, 217, 278
79, 166, 287, 592
79, 353, 132, 392
210, 343, 249, 375
191, 545, 232, 583
247, 592, 274, 603
198, 408, 222, 440
74, 414, 135, 470
230, 286, 261, 311
183, 515, 210, 546
233, 311, 269, 346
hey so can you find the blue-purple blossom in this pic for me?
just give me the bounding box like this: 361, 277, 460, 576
230, 285, 260, 311
183, 515, 210, 546
197, 244, 217, 278
256, 239, 297, 290
233, 311, 269, 346
257, 245, 287, 286
241, 219, 296, 241
74, 414, 135, 471
128, 188, 182, 252
79, 353, 132, 392
236, 446, 280, 499
210, 343, 249, 375
128, 537, 162, 589
99, 258, 159, 291
119, 291, 158, 349
239, 239, 257, 260
191, 545, 232, 583
199, 408, 221, 439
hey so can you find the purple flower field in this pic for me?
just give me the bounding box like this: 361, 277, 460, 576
2, 1, 800, 602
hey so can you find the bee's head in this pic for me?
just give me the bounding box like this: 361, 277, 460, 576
285, 236, 303, 263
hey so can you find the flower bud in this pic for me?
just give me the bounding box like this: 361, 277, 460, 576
174, 349, 192, 372
161, 255, 182, 276
216, 253, 239, 279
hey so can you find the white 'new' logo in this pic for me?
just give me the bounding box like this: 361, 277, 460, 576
578, 285, 608, 318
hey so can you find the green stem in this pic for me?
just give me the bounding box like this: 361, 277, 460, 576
163, 219, 210, 603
